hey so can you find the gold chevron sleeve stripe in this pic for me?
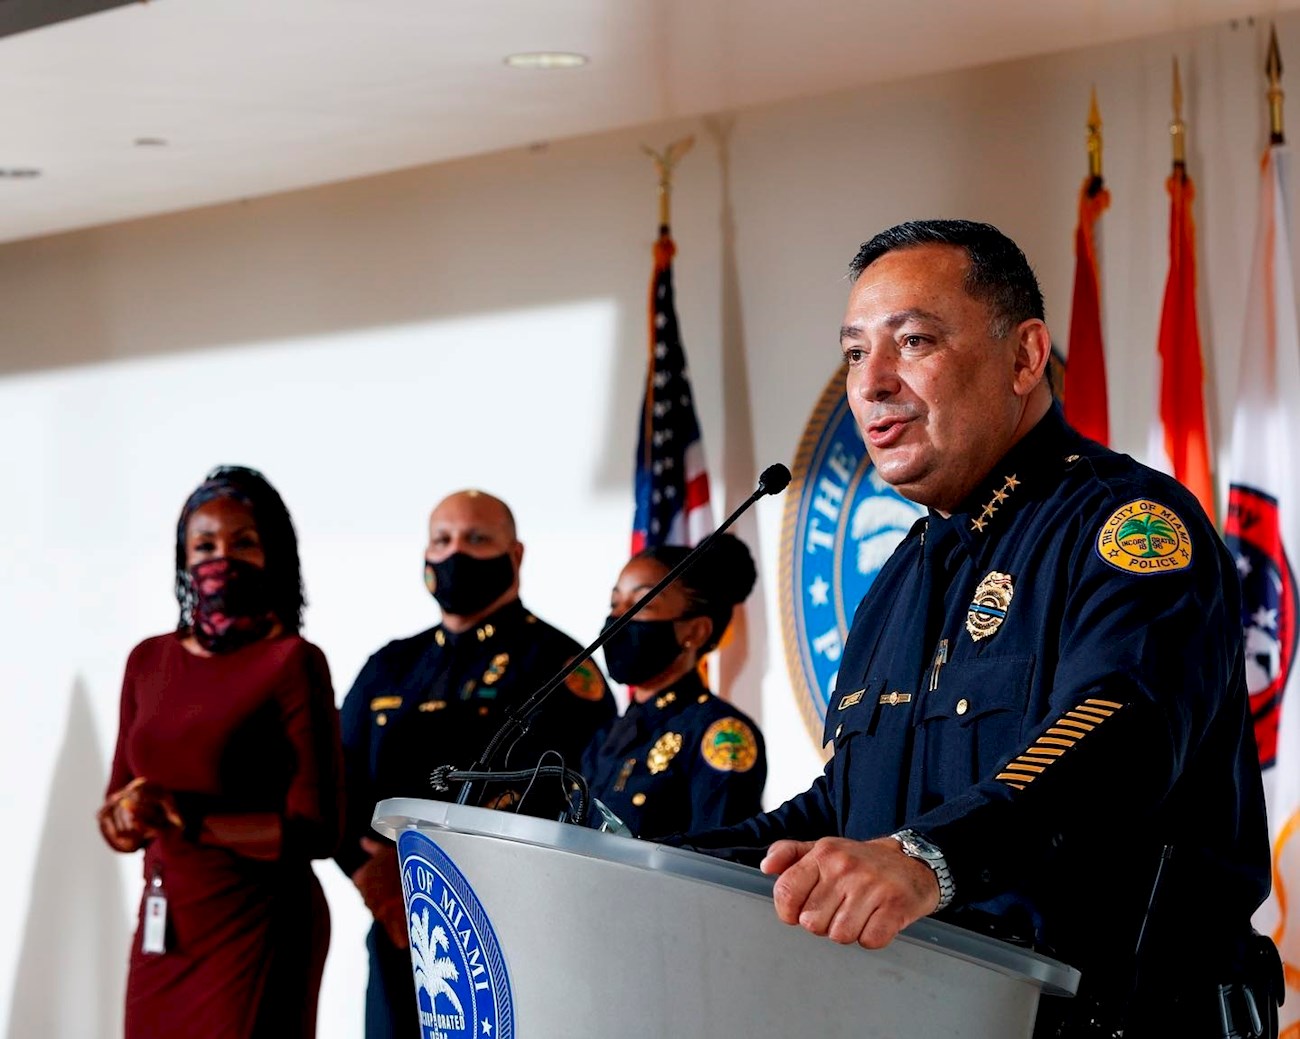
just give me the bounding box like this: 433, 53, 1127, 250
996, 700, 1124, 791
1084, 698, 1123, 711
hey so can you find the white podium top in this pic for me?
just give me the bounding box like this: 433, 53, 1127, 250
374, 797, 1079, 998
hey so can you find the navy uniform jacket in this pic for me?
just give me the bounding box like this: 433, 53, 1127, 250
686, 405, 1269, 1021
336, 598, 615, 875
581, 671, 765, 840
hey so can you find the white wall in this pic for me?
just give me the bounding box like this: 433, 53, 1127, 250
1, 13, 1293, 1037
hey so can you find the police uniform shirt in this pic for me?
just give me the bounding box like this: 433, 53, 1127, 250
684, 404, 1269, 1015
336, 598, 614, 875
581, 671, 765, 841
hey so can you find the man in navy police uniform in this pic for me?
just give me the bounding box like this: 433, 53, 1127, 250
336, 489, 615, 1039
684, 220, 1279, 1037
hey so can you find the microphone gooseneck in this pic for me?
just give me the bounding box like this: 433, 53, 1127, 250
451, 462, 792, 812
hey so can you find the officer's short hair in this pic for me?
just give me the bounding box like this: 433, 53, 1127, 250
847, 220, 1045, 340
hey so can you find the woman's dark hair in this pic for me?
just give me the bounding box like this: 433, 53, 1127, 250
636, 533, 757, 655
174, 465, 306, 634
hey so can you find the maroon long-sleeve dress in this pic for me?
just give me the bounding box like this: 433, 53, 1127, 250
106, 633, 343, 1039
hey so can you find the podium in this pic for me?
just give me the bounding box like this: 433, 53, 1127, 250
373, 798, 1079, 1039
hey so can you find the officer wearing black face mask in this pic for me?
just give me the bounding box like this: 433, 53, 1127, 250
336, 489, 615, 1039
581, 533, 767, 840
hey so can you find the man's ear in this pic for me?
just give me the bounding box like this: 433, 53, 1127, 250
1012, 318, 1052, 399
511, 540, 525, 571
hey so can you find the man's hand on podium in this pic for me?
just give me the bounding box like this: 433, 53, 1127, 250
352, 837, 409, 950
761, 836, 940, 950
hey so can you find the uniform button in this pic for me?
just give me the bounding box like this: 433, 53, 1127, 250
376, 713, 387, 726
955, 698, 969, 716
478, 706, 490, 716
631, 793, 647, 807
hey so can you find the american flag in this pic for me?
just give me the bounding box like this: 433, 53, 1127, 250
631, 228, 711, 552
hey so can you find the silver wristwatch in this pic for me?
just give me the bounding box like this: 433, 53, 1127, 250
891, 829, 955, 911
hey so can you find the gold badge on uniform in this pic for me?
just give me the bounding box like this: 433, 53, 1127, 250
369, 696, 402, 711
701, 718, 758, 773
647, 732, 683, 774
1096, 499, 1193, 575
966, 571, 1014, 642
482, 653, 509, 686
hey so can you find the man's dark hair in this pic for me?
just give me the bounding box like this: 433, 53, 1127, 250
847, 220, 1045, 339
174, 465, 307, 634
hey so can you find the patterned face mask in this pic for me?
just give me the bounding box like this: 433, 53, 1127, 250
189, 557, 274, 653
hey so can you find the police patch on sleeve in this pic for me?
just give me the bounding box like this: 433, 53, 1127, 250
700, 717, 758, 772
1095, 499, 1193, 574
563, 660, 605, 701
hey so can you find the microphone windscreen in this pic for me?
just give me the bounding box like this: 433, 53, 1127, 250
758, 463, 792, 496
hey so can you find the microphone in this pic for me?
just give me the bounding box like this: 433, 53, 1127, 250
451, 462, 793, 813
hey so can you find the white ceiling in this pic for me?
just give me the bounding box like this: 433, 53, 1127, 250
0, 0, 1295, 245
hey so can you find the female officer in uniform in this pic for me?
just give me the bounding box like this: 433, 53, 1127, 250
582, 533, 766, 839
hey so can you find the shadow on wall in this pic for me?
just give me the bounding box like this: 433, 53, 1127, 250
708, 115, 770, 728
5, 677, 129, 1039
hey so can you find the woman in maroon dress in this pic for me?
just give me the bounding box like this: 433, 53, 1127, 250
97, 466, 343, 1039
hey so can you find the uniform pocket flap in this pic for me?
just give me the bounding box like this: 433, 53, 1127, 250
823, 677, 886, 746
919, 655, 1034, 726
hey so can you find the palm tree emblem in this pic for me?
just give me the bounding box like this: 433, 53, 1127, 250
410, 907, 464, 1027
1116, 514, 1178, 558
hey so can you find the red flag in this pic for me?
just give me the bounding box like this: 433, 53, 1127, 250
1152, 167, 1216, 522
1063, 178, 1111, 444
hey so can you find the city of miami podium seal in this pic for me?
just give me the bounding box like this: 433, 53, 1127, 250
399, 829, 514, 1039
780, 370, 925, 749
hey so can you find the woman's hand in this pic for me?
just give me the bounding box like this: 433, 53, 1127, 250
97, 777, 183, 852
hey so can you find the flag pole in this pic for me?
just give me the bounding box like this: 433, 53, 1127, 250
1268, 24, 1286, 146
1170, 58, 1187, 174
1086, 85, 1104, 191
642, 136, 695, 231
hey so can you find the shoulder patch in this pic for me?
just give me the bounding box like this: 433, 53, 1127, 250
701, 717, 758, 773
564, 660, 606, 702
1095, 499, 1193, 575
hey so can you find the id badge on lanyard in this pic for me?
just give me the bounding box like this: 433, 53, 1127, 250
141, 868, 168, 955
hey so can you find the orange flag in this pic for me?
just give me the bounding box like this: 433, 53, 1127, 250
1152, 167, 1216, 521
1063, 177, 1111, 444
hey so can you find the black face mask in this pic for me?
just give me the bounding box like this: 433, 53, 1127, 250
601, 615, 684, 687
424, 552, 515, 617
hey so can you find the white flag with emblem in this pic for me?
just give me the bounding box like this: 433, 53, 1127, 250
1230, 144, 1300, 1028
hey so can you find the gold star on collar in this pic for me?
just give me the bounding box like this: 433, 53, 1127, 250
654, 691, 677, 710
435, 629, 446, 647
970, 474, 1021, 534
475, 623, 496, 642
